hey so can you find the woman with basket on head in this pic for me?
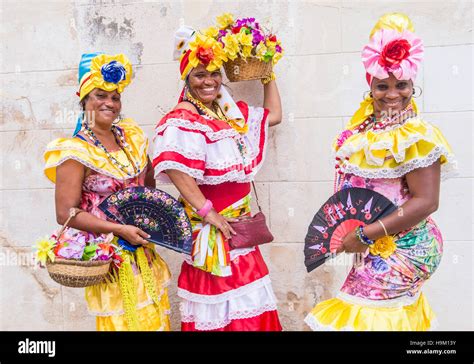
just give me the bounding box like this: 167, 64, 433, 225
152, 22, 282, 331
43, 52, 171, 331
304, 13, 456, 331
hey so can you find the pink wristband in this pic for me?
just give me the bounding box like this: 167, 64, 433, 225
197, 199, 213, 217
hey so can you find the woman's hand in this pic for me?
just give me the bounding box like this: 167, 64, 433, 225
338, 230, 369, 254
203, 209, 238, 240
114, 224, 151, 246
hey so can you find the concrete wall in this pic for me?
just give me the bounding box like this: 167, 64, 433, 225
1, 0, 472, 331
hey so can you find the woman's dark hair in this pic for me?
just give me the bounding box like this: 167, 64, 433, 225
80, 94, 89, 111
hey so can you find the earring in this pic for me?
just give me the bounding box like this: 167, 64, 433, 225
112, 114, 122, 125
412, 86, 423, 98
363, 90, 373, 99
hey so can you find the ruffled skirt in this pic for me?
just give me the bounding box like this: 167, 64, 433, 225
85, 246, 171, 331
305, 292, 436, 331
178, 246, 282, 331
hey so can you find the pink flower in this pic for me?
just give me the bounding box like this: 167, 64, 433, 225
362, 29, 423, 81
336, 129, 353, 147
350, 176, 366, 188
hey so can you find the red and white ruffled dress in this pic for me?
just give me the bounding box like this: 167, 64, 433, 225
153, 101, 282, 331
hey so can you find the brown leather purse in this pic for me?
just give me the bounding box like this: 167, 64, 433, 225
228, 182, 274, 249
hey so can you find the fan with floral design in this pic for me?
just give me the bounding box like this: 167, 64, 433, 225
99, 187, 193, 255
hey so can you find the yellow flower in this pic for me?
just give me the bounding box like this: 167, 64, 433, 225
241, 45, 253, 58
34, 236, 56, 265
216, 13, 234, 29
272, 50, 283, 65
188, 33, 227, 71
255, 43, 268, 60
222, 33, 239, 61
369, 235, 397, 259
237, 31, 253, 47
266, 40, 276, 54
203, 26, 219, 38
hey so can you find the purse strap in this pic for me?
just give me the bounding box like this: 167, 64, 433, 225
57, 207, 84, 238
251, 181, 262, 213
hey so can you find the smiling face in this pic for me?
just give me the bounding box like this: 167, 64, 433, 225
371, 73, 413, 118
187, 64, 222, 107
83, 88, 121, 127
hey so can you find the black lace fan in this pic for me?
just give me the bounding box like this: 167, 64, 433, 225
304, 187, 397, 273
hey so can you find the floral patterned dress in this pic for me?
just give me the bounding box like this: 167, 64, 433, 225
305, 110, 456, 331
44, 118, 171, 331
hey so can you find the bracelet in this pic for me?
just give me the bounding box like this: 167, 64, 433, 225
261, 72, 276, 85
377, 220, 388, 236
355, 225, 374, 246
197, 199, 213, 217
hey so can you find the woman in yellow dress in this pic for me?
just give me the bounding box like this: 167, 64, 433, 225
44, 52, 171, 331
305, 13, 456, 331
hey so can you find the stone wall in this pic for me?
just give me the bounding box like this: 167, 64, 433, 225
1, 0, 472, 331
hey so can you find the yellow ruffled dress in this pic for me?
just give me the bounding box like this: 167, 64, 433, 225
44, 118, 171, 331
305, 99, 456, 331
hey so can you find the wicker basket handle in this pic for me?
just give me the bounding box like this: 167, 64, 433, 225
57, 207, 84, 238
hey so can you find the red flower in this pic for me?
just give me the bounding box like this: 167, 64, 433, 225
196, 46, 214, 66
379, 39, 411, 67
268, 34, 277, 42
232, 26, 243, 34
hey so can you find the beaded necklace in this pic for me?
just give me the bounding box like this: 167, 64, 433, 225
82, 122, 141, 179
184, 91, 228, 121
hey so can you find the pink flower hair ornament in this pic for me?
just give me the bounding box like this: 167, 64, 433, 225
362, 28, 423, 84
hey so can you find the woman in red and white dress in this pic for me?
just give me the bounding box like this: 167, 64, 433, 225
153, 26, 282, 331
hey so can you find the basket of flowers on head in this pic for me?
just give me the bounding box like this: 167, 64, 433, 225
34, 208, 123, 288
205, 13, 283, 82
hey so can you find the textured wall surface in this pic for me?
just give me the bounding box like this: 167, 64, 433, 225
0, 0, 472, 331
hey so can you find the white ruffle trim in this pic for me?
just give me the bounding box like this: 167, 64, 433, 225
341, 146, 458, 180
179, 275, 278, 330
154, 117, 240, 141
177, 275, 273, 304
155, 161, 266, 185
154, 160, 205, 181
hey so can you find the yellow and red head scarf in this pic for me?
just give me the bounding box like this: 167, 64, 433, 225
173, 26, 247, 132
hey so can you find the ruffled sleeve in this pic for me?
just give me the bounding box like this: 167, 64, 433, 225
44, 118, 148, 183
334, 117, 457, 179
236, 101, 269, 178
152, 102, 269, 185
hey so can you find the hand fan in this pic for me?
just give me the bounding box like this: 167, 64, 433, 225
99, 186, 193, 255
304, 187, 397, 273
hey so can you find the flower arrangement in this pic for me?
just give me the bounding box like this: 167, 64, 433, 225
34, 228, 123, 268
89, 54, 132, 93
186, 33, 228, 72
205, 13, 283, 65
